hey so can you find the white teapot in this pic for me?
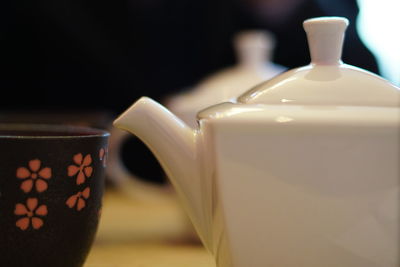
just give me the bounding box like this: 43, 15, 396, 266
114, 17, 400, 267
167, 30, 285, 128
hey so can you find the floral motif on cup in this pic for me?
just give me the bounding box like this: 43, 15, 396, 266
68, 153, 93, 185
16, 159, 52, 193
66, 187, 90, 211
99, 147, 107, 167
15, 198, 48, 230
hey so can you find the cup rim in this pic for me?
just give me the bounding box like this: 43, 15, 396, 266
0, 123, 110, 139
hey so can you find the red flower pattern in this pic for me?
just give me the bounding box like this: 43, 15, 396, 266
66, 187, 90, 211
67, 153, 93, 185
15, 198, 48, 230
12, 150, 100, 231
16, 159, 52, 193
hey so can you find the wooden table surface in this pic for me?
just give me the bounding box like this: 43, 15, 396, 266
84, 187, 215, 267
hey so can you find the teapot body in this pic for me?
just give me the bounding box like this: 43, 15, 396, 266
114, 16, 400, 267
203, 106, 399, 267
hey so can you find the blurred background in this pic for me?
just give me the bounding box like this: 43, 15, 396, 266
1, 1, 398, 262
1, 0, 398, 184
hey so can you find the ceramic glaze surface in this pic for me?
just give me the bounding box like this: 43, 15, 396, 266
238, 64, 399, 107
0, 124, 109, 267
114, 16, 400, 267
206, 112, 399, 266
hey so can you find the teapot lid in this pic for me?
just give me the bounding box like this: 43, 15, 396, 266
235, 17, 400, 107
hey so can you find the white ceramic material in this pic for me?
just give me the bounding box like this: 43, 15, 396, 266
114, 17, 400, 267
167, 30, 285, 127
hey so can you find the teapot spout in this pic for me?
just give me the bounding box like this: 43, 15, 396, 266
113, 97, 211, 249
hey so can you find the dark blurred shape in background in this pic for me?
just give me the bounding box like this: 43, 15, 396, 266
1, 0, 378, 112
0, 0, 379, 183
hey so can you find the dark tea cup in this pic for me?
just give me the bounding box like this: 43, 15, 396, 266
0, 124, 109, 267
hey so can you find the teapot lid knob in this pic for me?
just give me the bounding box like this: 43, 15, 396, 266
233, 30, 276, 67
303, 17, 349, 65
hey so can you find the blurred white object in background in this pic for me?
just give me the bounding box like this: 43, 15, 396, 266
357, 0, 400, 85
105, 30, 286, 243
167, 30, 286, 127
